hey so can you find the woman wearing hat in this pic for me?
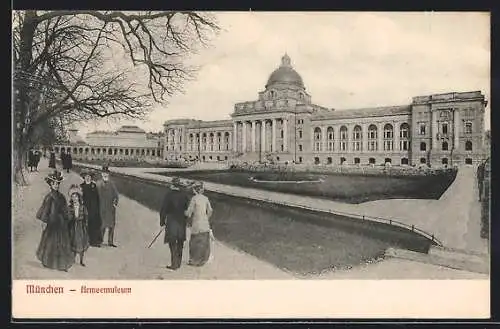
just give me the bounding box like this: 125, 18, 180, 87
35, 171, 75, 271
67, 184, 90, 266
80, 169, 103, 247
184, 181, 214, 267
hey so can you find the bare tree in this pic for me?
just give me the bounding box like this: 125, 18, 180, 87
13, 10, 219, 185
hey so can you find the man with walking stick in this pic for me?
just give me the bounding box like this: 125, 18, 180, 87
159, 177, 191, 271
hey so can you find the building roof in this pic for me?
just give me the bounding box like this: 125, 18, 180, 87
117, 125, 146, 133
265, 54, 305, 89
312, 105, 411, 120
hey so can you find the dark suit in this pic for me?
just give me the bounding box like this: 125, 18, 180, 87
159, 186, 190, 269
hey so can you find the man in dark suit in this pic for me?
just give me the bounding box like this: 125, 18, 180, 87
159, 177, 191, 270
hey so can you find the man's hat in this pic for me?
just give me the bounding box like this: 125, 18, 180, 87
45, 170, 64, 185
68, 184, 83, 198
80, 169, 94, 179
101, 165, 110, 173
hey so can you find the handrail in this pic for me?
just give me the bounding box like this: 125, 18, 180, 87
74, 163, 444, 247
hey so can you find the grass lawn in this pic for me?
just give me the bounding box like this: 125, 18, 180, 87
96, 169, 431, 275
155, 170, 457, 204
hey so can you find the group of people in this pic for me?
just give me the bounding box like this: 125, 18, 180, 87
27, 148, 42, 172
160, 177, 214, 270
35, 166, 119, 271
35, 162, 215, 273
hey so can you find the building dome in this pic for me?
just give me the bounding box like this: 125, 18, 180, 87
265, 54, 305, 89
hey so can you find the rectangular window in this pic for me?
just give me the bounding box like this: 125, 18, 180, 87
419, 123, 426, 135
384, 141, 393, 151
328, 142, 334, 151
298, 130, 303, 139
341, 141, 346, 151
314, 142, 321, 152
465, 122, 473, 134
299, 157, 303, 163
442, 123, 448, 135
401, 141, 409, 151
299, 144, 303, 152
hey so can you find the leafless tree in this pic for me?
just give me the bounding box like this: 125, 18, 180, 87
13, 10, 219, 185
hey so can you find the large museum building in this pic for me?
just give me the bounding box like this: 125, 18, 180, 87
163, 54, 488, 166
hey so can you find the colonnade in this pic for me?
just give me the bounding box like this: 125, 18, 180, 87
233, 118, 288, 153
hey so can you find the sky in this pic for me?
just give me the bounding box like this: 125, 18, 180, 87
78, 11, 490, 138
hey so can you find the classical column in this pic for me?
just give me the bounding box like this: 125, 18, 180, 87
272, 118, 277, 152
261, 120, 266, 152
431, 110, 437, 150
233, 122, 238, 152
377, 123, 383, 152
241, 122, 247, 153
394, 122, 400, 152
173, 129, 177, 151
322, 126, 327, 152
283, 118, 288, 152
454, 108, 460, 149
251, 121, 256, 152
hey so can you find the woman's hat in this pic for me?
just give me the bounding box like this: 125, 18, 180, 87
193, 181, 204, 192
68, 184, 83, 198
44, 170, 64, 185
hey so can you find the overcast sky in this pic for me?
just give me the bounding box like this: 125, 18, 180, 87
79, 11, 490, 137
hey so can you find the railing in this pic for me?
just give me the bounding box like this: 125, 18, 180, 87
74, 162, 444, 248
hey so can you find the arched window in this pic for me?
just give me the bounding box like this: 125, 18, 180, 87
340, 126, 348, 151
327, 127, 334, 151
420, 142, 427, 151
209, 133, 214, 151
442, 158, 448, 165
270, 90, 276, 99
353, 125, 362, 151
78, 148, 83, 154
314, 157, 320, 165
383, 124, 394, 151
313, 127, 322, 152
400, 123, 410, 151
108, 149, 113, 155
442, 141, 449, 151
327, 157, 332, 164
202, 133, 207, 151
385, 158, 392, 164
368, 124, 378, 151
465, 140, 473, 151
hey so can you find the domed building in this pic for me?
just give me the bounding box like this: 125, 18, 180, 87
164, 53, 488, 166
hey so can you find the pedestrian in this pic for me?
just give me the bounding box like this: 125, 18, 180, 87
96, 165, 119, 247
159, 177, 191, 270
49, 150, 56, 169
28, 148, 35, 172
61, 150, 68, 172
185, 181, 214, 267
34, 150, 41, 171
66, 151, 73, 173
67, 184, 90, 266
80, 169, 103, 247
35, 170, 75, 272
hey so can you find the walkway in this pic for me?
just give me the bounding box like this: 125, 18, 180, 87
12, 159, 487, 279
13, 159, 293, 280
74, 161, 487, 254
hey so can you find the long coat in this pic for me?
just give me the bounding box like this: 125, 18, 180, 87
68, 202, 90, 253
96, 179, 119, 229
36, 190, 75, 270
80, 181, 103, 245
159, 187, 190, 242
49, 152, 56, 168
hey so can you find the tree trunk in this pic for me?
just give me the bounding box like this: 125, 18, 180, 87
13, 141, 28, 186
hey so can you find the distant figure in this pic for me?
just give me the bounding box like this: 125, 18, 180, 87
48, 149, 56, 169
62, 150, 72, 173
67, 184, 90, 266
185, 181, 214, 267
96, 166, 119, 247
35, 171, 75, 272
159, 177, 190, 270
80, 169, 103, 247
34, 150, 41, 171
28, 148, 36, 172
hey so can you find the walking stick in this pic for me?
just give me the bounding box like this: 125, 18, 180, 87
147, 227, 165, 249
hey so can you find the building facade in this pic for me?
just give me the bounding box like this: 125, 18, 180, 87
53, 125, 164, 162
164, 54, 488, 166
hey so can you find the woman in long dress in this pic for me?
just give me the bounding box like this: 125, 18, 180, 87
80, 170, 103, 247
36, 171, 75, 271
48, 150, 56, 169
68, 184, 90, 266
185, 182, 214, 266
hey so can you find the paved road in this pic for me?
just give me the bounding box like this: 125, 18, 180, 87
76, 161, 488, 254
